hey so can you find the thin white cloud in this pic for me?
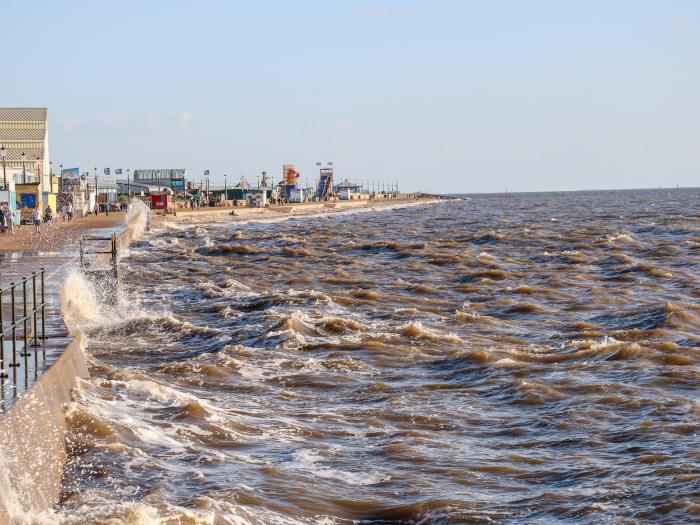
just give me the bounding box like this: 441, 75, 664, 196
664, 20, 688, 32
62, 119, 81, 131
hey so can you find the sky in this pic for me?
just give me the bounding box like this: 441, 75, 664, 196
2, 0, 698, 193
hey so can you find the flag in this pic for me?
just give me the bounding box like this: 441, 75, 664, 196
104, 167, 110, 175
115, 169, 122, 175
315, 162, 322, 166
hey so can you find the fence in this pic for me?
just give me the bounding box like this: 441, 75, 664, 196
0, 268, 47, 401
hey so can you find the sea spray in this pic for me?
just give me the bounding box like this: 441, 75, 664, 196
127, 197, 150, 241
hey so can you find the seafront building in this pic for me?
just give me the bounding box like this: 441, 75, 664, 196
0, 107, 56, 222
132, 169, 187, 190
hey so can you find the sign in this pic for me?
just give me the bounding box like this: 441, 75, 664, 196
204, 170, 209, 176
61, 167, 80, 180
115, 169, 122, 175
170, 179, 185, 190
20, 193, 37, 209
104, 167, 111, 175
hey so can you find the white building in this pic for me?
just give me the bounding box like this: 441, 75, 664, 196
0, 107, 50, 191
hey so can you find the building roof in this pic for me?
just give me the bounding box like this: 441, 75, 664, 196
0, 107, 47, 122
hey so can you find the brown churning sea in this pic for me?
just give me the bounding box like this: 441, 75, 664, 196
56, 189, 700, 524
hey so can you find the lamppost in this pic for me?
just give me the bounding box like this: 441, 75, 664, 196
21, 152, 27, 184
0, 146, 6, 190
224, 173, 227, 191
127, 169, 131, 198
36, 156, 42, 192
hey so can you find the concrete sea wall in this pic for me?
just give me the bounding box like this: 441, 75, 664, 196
0, 225, 135, 523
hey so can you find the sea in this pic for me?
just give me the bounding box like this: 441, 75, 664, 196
52, 189, 700, 524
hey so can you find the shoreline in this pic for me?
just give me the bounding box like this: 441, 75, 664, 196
151, 196, 438, 226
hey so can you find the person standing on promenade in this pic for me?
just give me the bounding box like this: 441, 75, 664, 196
104, 203, 110, 216
68, 203, 73, 222
94, 203, 99, 216
6, 207, 14, 234
33, 207, 42, 234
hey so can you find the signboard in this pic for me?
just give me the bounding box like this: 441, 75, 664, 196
20, 193, 37, 209
171, 179, 185, 190
61, 167, 80, 180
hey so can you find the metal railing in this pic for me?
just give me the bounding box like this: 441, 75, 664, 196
0, 269, 47, 389
79, 233, 117, 264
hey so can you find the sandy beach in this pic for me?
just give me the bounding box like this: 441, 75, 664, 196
150, 196, 433, 226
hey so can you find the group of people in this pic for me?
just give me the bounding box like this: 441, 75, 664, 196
0, 204, 17, 234
93, 201, 128, 216
1, 199, 130, 236
31, 206, 61, 234
60, 203, 75, 222
0, 203, 76, 235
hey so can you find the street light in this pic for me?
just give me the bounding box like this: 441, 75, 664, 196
0, 146, 6, 190
21, 152, 27, 184
36, 156, 42, 190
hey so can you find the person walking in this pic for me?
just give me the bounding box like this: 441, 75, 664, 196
33, 207, 42, 234
94, 203, 99, 216
104, 202, 110, 216
6, 207, 14, 235
67, 203, 73, 222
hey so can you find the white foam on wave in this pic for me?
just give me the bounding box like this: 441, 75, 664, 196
606, 231, 636, 243
126, 197, 150, 241
286, 449, 390, 486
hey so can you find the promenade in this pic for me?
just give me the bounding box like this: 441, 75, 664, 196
0, 213, 127, 254
0, 212, 128, 407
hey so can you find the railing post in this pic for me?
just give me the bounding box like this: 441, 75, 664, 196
0, 289, 6, 379
9, 283, 18, 369
32, 272, 39, 348
40, 268, 46, 341
20, 278, 29, 358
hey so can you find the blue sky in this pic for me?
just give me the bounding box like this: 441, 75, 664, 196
3, 0, 698, 193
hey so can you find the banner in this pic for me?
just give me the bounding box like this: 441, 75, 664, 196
20, 193, 37, 208
171, 180, 185, 190
61, 167, 80, 180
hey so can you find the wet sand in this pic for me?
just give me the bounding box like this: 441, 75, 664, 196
151, 197, 432, 226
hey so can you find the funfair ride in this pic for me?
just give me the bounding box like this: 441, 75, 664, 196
316, 162, 334, 200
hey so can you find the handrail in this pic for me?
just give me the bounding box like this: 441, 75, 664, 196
79, 233, 117, 266
0, 268, 47, 383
